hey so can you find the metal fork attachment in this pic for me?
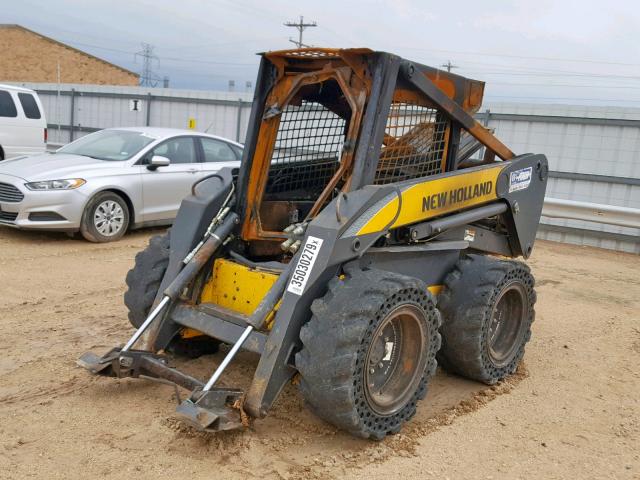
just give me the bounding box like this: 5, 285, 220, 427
77, 210, 242, 431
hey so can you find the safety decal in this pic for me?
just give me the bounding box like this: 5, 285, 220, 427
509, 167, 533, 193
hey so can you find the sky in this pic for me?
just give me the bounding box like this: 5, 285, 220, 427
5, 0, 640, 106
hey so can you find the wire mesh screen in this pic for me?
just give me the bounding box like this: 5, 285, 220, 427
374, 103, 449, 185
265, 100, 347, 198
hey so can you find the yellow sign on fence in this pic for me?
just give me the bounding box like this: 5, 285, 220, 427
188, 118, 196, 129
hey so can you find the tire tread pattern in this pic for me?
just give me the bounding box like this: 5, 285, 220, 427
437, 254, 536, 385
296, 267, 441, 440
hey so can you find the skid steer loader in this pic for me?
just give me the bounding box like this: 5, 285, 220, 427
78, 48, 548, 439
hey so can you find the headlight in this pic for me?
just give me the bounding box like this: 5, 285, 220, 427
25, 178, 86, 191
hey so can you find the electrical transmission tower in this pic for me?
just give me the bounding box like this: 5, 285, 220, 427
440, 60, 458, 73
135, 43, 161, 87
284, 15, 317, 48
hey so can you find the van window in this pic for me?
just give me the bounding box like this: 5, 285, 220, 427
18, 93, 41, 119
0, 91, 17, 118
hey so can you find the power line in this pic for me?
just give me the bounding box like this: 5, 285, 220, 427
135, 43, 161, 87
58, 39, 256, 66
487, 82, 640, 90
396, 46, 640, 67
484, 95, 640, 103
284, 15, 317, 48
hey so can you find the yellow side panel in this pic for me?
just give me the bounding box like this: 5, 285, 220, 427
357, 165, 504, 235
200, 258, 279, 317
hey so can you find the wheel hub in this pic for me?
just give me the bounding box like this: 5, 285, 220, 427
364, 304, 427, 416
94, 200, 125, 237
488, 283, 526, 367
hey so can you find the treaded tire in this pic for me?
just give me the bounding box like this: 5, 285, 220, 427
80, 191, 130, 243
124, 231, 219, 358
296, 267, 441, 440
124, 232, 172, 329
437, 254, 536, 385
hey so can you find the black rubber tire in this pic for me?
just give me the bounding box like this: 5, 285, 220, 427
124, 231, 219, 358
437, 254, 536, 385
124, 232, 172, 329
80, 191, 130, 243
296, 267, 441, 440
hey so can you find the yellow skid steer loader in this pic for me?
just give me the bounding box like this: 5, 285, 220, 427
79, 48, 547, 439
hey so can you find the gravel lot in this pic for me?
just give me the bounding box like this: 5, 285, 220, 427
0, 227, 638, 479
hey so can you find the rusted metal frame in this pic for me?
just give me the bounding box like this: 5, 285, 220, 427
242, 70, 322, 240
236, 59, 276, 234
243, 66, 367, 240
305, 73, 367, 219
399, 62, 514, 161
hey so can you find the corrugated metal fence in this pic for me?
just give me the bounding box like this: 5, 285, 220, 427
14, 82, 640, 253
480, 104, 639, 253
20, 82, 254, 145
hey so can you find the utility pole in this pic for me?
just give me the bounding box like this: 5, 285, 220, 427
440, 60, 458, 73
135, 43, 161, 87
284, 15, 317, 48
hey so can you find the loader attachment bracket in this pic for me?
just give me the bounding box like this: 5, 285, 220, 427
176, 388, 245, 432
77, 348, 204, 391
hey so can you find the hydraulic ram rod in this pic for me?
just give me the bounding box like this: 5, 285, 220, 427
164, 212, 237, 300
123, 212, 238, 352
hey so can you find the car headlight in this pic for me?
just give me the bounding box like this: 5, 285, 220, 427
25, 178, 86, 191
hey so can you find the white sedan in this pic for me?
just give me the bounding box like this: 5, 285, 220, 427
0, 127, 242, 242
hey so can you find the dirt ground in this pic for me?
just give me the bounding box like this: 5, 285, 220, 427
0, 227, 638, 480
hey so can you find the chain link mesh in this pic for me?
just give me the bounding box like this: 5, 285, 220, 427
374, 103, 449, 185
265, 100, 347, 198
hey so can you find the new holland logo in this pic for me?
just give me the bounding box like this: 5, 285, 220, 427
509, 167, 532, 193
422, 181, 493, 212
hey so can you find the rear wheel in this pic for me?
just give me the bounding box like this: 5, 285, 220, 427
296, 268, 441, 440
124, 231, 219, 358
437, 255, 536, 385
80, 191, 129, 242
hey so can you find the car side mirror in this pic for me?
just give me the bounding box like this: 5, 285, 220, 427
148, 155, 170, 170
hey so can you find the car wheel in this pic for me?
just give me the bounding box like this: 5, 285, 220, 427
80, 191, 130, 243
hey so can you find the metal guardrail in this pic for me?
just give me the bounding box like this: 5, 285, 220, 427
542, 198, 640, 229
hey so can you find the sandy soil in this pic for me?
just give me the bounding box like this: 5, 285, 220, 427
0, 227, 638, 480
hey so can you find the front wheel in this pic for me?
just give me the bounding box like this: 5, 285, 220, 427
296, 268, 441, 440
80, 191, 130, 242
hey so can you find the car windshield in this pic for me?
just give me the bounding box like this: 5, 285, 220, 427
56, 130, 157, 161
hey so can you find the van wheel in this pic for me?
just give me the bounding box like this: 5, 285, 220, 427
80, 192, 130, 242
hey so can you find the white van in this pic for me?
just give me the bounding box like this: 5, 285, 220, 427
0, 84, 47, 160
